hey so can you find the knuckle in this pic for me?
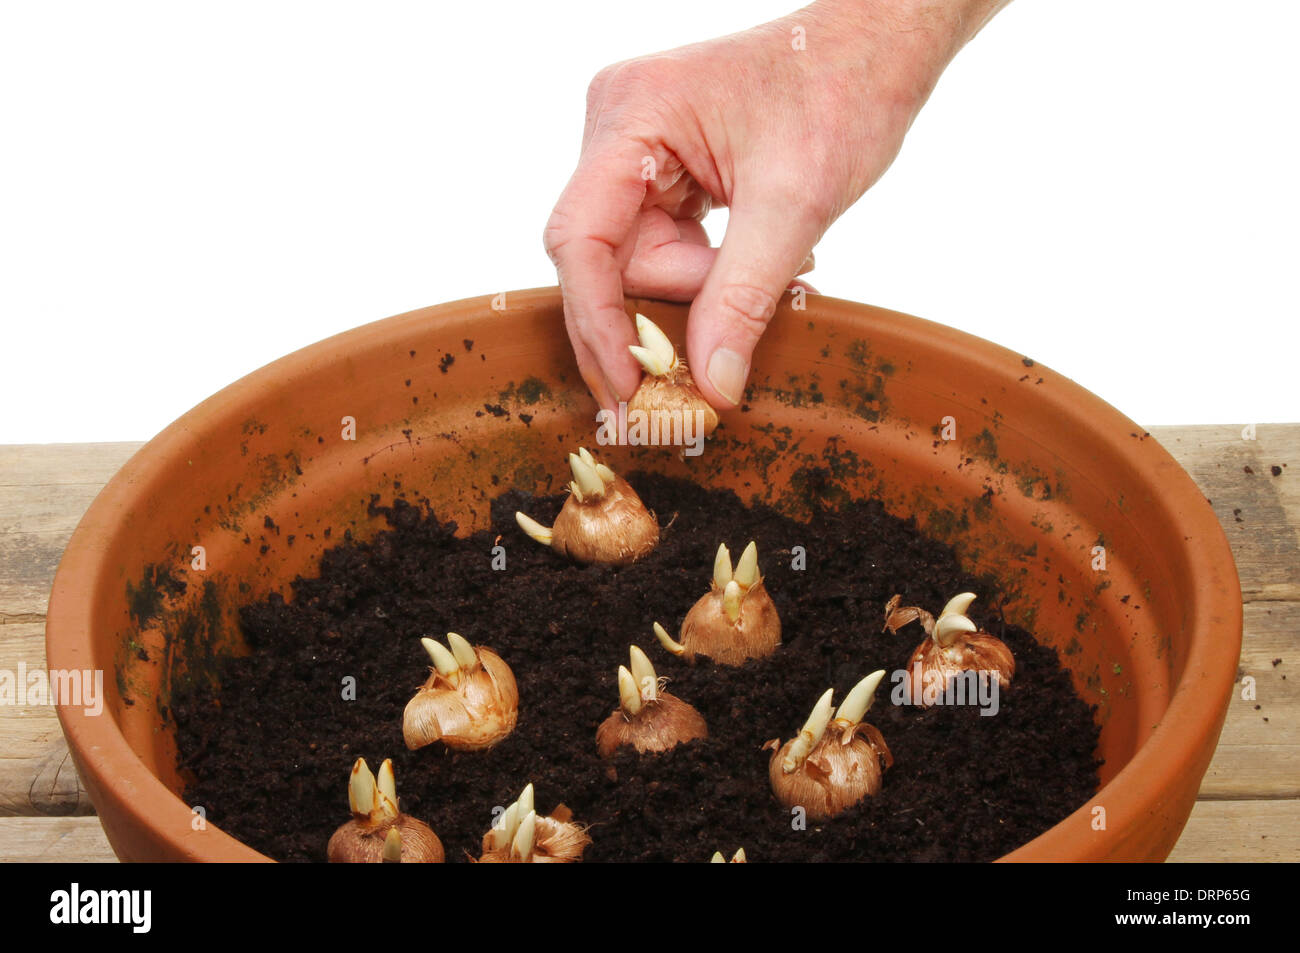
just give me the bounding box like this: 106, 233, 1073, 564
586, 64, 619, 111
799, 190, 839, 230
587, 58, 663, 105
542, 209, 573, 262
768, 170, 838, 228
750, 163, 838, 232
583, 58, 673, 142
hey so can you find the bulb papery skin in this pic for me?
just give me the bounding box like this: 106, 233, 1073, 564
627, 369, 720, 439
477, 813, 591, 863
767, 724, 892, 822
551, 474, 659, 565
328, 815, 445, 864
678, 579, 781, 665
596, 691, 708, 758
906, 632, 1015, 706
403, 646, 519, 751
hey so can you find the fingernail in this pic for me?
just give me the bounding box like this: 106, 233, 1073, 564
706, 348, 748, 407
797, 252, 815, 276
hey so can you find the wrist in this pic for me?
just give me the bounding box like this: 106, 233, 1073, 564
815, 0, 1006, 69
816, 0, 1007, 52
804, 0, 1007, 110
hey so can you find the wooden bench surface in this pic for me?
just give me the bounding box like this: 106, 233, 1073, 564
1, 426, 1296, 861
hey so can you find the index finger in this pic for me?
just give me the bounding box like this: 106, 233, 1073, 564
544, 139, 654, 407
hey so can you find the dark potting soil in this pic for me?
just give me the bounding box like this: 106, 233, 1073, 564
173, 471, 1102, 862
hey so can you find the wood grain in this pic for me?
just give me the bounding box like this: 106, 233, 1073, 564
0, 816, 116, 862
1197, 603, 1299, 800
1166, 799, 1300, 862
0, 442, 143, 618
0, 623, 94, 816
1147, 424, 1299, 602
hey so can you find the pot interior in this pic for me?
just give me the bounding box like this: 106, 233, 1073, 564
68, 289, 1217, 858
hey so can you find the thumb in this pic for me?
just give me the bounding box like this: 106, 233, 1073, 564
685, 200, 820, 408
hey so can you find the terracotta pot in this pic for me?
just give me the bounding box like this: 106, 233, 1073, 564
46, 287, 1241, 862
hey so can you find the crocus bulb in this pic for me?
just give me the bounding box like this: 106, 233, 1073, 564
654, 541, 781, 665
596, 645, 708, 757
765, 671, 893, 822
883, 592, 1015, 704
515, 447, 659, 565
478, 783, 591, 863
403, 632, 519, 751
627, 313, 720, 438
327, 758, 444, 863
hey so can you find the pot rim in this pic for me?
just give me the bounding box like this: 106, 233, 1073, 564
47, 286, 1241, 862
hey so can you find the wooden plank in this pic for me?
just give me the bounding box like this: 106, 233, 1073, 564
0, 623, 94, 816
1166, 798, 1300, 862
1197, 602, 1300, 799
0, 442, 142, 618
0, 530, 76, 620
1148, 424, 1300, 601
0, 816, 117, 862
0, 484, 109, 535
0, 442, 144, 487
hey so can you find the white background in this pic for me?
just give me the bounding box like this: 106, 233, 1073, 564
2, 1, 1296, 443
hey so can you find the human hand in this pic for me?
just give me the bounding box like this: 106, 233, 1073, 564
544, 0, 1008, 413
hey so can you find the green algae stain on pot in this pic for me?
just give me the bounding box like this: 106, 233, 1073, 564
820, 441, 873, 483
161, 579, 229, 704
215, 450, 303, 535
1084, 668, 1114, 722
745, 420, 875, 519
739, 421, 807, 496
971, 428, 999, 463
1010, 461, 1070, 503
926, 505, 972, 541
766, 373, 828, 409
113, 619, 159, 708
1019, 473, 1049, 499
752, 335, 894, 424
832, 338, 893, 423
743, 436, 781, 490
498, 376, 562, 410
971, 490, 996, 523
786, 464, 853, 517
118, 558, 238, 715
1053, 467, 1073, 504
845, 339, 871, 368
125, 563, 187, 630
511, 458, 551, 496
838, 375, 887, 423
